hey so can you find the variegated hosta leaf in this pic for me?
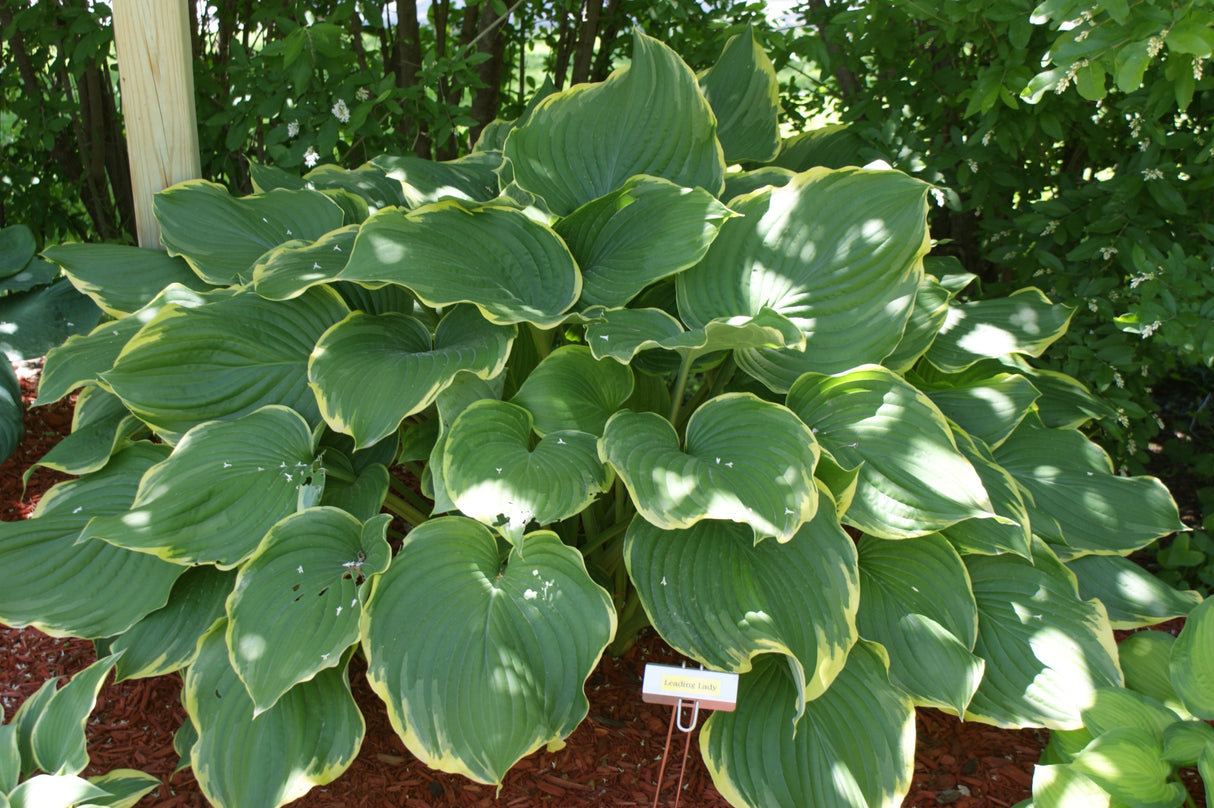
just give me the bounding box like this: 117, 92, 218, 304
926, 287, 1075, 373
600, 394, 819, 542
786, 365, 995, 539
698, 25, 781, 164
1170, 597, 1214, 719
555, 175, 734, 308
342, 201, 580, 327
965, 541, 1123, 729
769, 123, 868, 172
0, 443, 183, 638
856, 534, 984, 715
83, 770, 162, 808
994, 413, 1184, 558
79, 406, 321, 568
110, 565, 235, 681
24, 387, 145, 481
997, 356, 1118, 428
939, 428, 1033, 558
368, 152, 501, 208
1031, 762, 1124, 808
103, 287, 350, 442
701, 644, 915, 808
185, 623, 364, 808
503, 31, 725, 216
228, 509, 391, 714
153, 180, 347, 286
1069, 728, 1187, 808
584, 306, 804, 365
510, 345, 634, 436
310, 305, 515, 449
1066, 553, 1202, 629
625, 493, 858, 717
678, 167, 929, 389
6, 773, 109, 808
35, 283, 221, 406
722, 166, 796, 201
360, 518, 616, 785
443, 400, 609, 545
250, 225, 360, 300
29, 654, 120, 776
424, 373, 505, 514
251, 163, 408, 212
919, 371, 1041, 449
320, 463, 391, 522
882, 274, 954, 373
42, 243, 211, 318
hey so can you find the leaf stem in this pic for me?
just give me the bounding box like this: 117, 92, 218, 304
383, 490, 429, 527
668, 351, 693, 424
389, 475, 432, 513
527, 323, 552, 360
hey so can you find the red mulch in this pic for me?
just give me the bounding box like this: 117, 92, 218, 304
0, 358, 1197, 808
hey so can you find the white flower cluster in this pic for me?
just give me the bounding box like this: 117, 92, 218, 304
287, 119, 300, 138
304, 145, 320, 168
1041, 220, 1060, 236
1141, 167, 1165, 181
1099, 245, 1119, 260
332, 98, 350, 123
355, 87, 371, 101
1196, 59, 1205, 81
1055, 59, 1089, 94
1140, 320, 1162, 338
1129, 270, 1157, 289
1147, 36, 1165, 58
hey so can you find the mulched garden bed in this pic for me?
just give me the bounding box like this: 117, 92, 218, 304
0, 357, 1200, 808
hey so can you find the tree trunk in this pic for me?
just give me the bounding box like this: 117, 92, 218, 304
466, 1, 511, 146
394, 0, 430, 155
569, 0, 602, 87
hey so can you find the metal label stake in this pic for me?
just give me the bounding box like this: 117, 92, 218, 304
642, 662, 738, 808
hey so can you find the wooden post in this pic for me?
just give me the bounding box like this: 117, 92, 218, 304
112, 0, 201, 249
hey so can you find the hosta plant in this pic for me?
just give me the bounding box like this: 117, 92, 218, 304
0, 27, 1200, 808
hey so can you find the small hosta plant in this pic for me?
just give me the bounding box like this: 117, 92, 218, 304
0, 655, 160, 808
0, 27, 1200, 808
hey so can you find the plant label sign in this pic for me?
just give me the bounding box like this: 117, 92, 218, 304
641, 664, 738, 712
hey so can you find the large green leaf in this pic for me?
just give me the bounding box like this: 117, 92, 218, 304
554, 175, 733, 308
184, 622, 363, 808
109, 565, 235, 681
787, 365, 995, 538
228, 508, 391, 714
767, 123, 869, 172
882, 274, 954, 373
919, 370, 1041, 448
368, 152, 501, 208
583, 306, 804, 365
939, 428, 1033, 558
342, 201, 580, 328
994, 413, 1184, 557
503, 31, 725, 215
310, 305, 515, 449
0, 443, 182, 638
361, 518, 615, 785
1066, 554, 1202, 628
0, 224, 35, 278
0, 357, 21, 464
42, 243, 211, 317
102, 287, 347, 441
926, 288, 1075, 373
82, 769, 161, 808
30, 654, 120, 776
1030, 763, 1123, 808
600, 394, 819, 542
5, 774, 110, 808
856, 534, 984, 715
1081, 687, 1182, 739
249, 225, 360, 301
153, 180, 346, 285
79, 406, 321, 568
965, 541, 1123, 729
698, 25, 781, 164
678, 167, 929, 388
34, 283, 221, 406
701, 644, 915, 808
24, 388, 146, 481
0, 278, 103, 362
443, 400, 609, 545
625, 494, 858, 717
509, 345, 634, 436
1170, 596, 1214, 719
